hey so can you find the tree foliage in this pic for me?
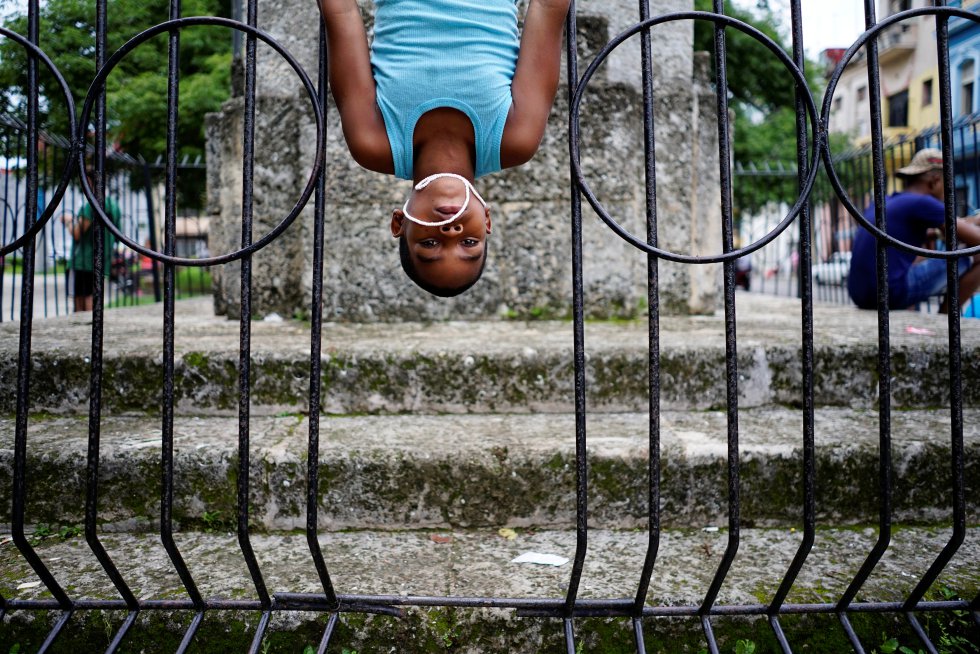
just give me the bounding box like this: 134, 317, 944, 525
694, 0, 815, 114
693, 0, 842, 215
0, 0, 232, 161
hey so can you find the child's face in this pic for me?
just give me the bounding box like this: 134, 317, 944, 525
391, 176, 492, 289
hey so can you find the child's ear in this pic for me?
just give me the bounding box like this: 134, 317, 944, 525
485, 206, 492, 235
391, 210, 406, 237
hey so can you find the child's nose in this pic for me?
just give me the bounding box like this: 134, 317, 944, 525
441, 223, 462, 233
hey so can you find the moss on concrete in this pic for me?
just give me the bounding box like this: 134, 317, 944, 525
6, 333, 980, 416
3, 411, 977, 529
3, 605, 977, 653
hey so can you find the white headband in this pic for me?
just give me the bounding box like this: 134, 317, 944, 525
401, 173, 487, 227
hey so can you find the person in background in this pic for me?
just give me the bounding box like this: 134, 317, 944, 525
847, 148, 980, 313
60, 166, 122, 312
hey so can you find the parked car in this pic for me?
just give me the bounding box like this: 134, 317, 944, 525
812, 251, 851, 286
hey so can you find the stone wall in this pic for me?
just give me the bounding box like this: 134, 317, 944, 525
206, 0, 722, 321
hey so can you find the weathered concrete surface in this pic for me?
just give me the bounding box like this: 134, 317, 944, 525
1, 409, 977, 530
2, 528, 977, 652
2, 295, 980, 415
207, 1, 724, 321
245, 0, 694, 100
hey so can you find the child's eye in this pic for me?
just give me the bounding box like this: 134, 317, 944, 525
419, 239, 438, 248
462, 238, 479, 247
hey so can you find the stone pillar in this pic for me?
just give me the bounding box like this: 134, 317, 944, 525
206, 0, 722, 321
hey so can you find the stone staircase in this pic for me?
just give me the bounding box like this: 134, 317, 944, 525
1, 294, 979, 652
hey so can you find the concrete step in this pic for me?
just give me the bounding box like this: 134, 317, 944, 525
2, 295, 979, 415
2, 527, 978, 652
2, 409, 977, 531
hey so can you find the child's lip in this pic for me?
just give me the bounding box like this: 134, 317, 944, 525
435, 205, 462, 216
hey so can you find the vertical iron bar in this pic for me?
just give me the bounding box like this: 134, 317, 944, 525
769, 3, 816, 650
10, 126, 23, 321
176, 610, 205, 654
10, 4, 74, 644
906, 613, 940, 654
248, 611, 272, 654
132, 173, 140, 301
830, 189, 841, 305
61, 146, 70, 315
632, 0, 661, 623
237, 0, 272, 635
838, 5, 890, 651
700, 5, 740, 645
158, 4, 205, 646
39, 146, 49, 316
306, 20, 339, 608
903, 6, 966, 620
84, 2, 140, 650
142, 161, 162, 302
632, 617, 647, 654
106, 610, 140, 654
315, 612, 339, 654
563, 0, 588, 620
973, 117, 979, 214
563, 617, 576, 654
700, 614, 721, 654
0, 127, 8, 322
50, 144, 65, 316
115, 174, 125, 306
36, 611, 74, 653
233, 0, 244, 58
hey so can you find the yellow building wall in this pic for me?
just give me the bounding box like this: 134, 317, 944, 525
908, 67, 940, 131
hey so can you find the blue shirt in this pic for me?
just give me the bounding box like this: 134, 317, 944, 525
847, 192, 946, 309
370, 0, 519, 180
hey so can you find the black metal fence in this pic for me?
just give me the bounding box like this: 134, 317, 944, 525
0, 114, 212, 321
738, 114, 980, 315
2, 1, 979, 653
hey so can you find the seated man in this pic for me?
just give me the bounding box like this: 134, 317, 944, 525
847, 147, 980, 313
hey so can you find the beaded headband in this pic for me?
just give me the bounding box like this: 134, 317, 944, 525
401, 173, 487, 227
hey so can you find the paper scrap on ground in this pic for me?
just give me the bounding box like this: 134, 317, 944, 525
512, 552, 569, 566
17, 581, 41, 590
498, 528, 518, 541
906, 326, 936, 336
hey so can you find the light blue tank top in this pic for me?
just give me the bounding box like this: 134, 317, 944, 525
370, 0, 520, 180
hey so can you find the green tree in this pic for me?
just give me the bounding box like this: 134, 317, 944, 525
694, 0, 814, 114
694, 0, 842, 216
0, 0, 232, 162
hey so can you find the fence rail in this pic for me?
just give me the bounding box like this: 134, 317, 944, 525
2, 1, 979, 653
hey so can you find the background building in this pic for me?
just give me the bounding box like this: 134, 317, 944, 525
827, 0, 941, 145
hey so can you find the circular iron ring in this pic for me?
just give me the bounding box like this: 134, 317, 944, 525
0, 26, 77, 257
76, 16, 324, 267
570, 11, 821, 264
821, 6, 980, 260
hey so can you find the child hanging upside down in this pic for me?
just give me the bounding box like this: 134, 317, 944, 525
318, 0, 571, 296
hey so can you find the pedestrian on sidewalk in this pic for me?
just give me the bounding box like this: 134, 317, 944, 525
60, 164, 122, 312
847, 147, 980, 313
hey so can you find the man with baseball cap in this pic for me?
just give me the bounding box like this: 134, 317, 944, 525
847, 147, 980, 313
